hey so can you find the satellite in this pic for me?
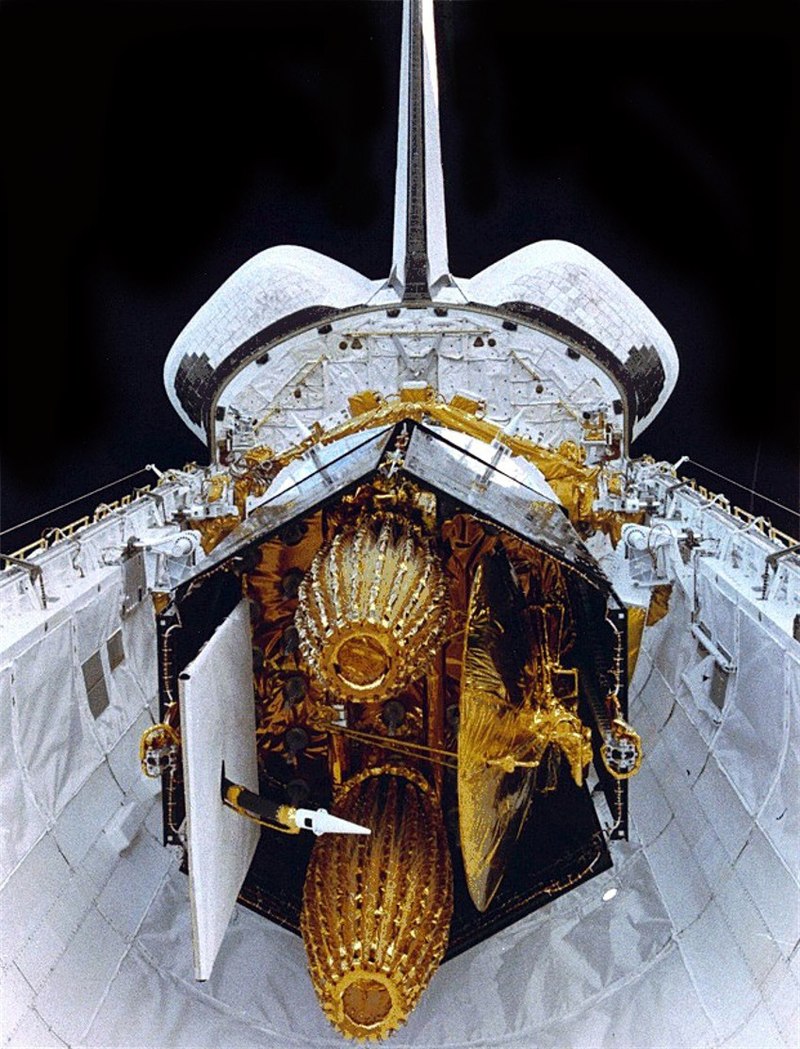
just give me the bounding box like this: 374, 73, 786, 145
1, 1, 797, 1046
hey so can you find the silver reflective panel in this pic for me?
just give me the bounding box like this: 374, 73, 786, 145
402, 424, 608, 591
182, 426, 393, 585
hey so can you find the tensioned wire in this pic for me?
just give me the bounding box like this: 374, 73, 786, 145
0, 466, 157, 537
683, 457, 799, 519
2, 448, 795, 543
311, 720, 459, 770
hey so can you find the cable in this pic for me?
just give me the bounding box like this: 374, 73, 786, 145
311, 720, 459, 770
749, 442, 761, 517
0, 466, 158, 538
684, 457, 799, 519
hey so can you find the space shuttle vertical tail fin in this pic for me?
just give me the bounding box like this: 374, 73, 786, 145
389, 0, 452, 301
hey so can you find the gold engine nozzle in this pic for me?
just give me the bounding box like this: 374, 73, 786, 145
295, 514, 448, 704
300, 766, 453, 1041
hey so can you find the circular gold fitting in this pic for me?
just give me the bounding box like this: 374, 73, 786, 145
321, 624, 400, 701
333, 968, 405, 1036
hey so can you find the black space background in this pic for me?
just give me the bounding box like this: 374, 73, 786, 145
1, 0, 798, 550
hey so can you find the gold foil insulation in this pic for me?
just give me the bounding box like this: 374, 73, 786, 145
245, 512, 329, 764
236, 493, 633, 1034
295, 514, 448, 703
458, 560, 592, 911
301, 767, 453, 1041
626, 604, 648, 681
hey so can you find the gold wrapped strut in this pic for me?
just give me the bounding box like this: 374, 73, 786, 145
301, 766, 453, 1041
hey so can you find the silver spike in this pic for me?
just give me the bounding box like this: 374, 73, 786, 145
293, 807, 371, 837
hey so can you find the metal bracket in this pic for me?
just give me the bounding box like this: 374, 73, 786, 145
0, 552, 48, 608
690, 623, 736, 674
761, 542, 800, 600
121, 547, 147, 617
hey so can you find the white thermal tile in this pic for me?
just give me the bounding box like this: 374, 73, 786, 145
164, 246, 376, 438
0, 663, 47, 884
690, 819, 735, 891
53, 764, 124, 868
0, 962, 34, 1036
715, 867, 784, 985
629, 765, 674, 846
761, 958, 800, 1045
81, 831, 124, 895
107, 710, 154, 797
14, 918, 67, 993
5, 1007, 67, 1048
692, 758, 752, 862
645, 818, 711, 933
714, 609, 788, 816
735, 827, 800, 958
722, 1005, 785, 1049
0, 834, 70, 960
664, 702, 712, 786
96, 832, 174, 938
678, 900, 761, 1040
463, 240, 679, 438
35, 908, 127, 1046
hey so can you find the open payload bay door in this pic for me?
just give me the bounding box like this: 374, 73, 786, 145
178, 598, 260, 980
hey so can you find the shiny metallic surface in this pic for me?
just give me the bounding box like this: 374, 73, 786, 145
300, 766, 453, 1041
295, 513, 448, 704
